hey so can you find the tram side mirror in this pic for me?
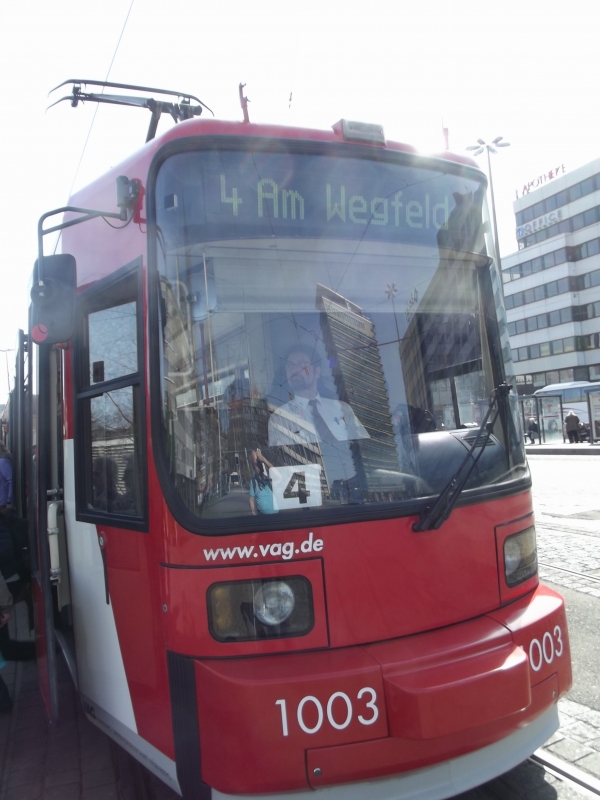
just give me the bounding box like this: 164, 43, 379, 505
31, 255, 77, 344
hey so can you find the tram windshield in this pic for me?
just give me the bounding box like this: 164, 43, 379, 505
152, 147, 526, 530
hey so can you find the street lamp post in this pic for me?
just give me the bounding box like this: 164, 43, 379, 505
466, 137, 510, 271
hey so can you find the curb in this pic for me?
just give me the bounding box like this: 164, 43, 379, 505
526, 445, 600, 455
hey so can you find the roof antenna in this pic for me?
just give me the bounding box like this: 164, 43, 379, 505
442, 119, 449, 150
239, 83, 250, 123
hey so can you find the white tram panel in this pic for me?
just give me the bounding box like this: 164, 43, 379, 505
63, 438, 137, 732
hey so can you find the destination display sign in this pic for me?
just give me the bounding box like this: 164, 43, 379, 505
156, 150, 485, 249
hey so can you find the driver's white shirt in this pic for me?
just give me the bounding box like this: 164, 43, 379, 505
268, 393, 369, 446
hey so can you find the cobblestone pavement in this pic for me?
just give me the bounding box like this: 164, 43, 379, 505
543, 698, 600, 780
529, 455, 600, 782
530, 454, 600, 595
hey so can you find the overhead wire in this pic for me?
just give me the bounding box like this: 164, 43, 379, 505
53, 0, 136, 254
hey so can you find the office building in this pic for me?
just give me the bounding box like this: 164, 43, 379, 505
502, 157, 600, 394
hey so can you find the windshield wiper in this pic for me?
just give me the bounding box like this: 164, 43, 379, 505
412, 383, 513, 532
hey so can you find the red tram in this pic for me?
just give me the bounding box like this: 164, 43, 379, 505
14, 81, 571, 799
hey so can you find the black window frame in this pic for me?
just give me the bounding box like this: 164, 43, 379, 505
146, 134, 531, 538
73, 258, 148, 531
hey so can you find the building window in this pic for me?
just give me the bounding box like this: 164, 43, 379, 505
549, 310, 561, 327
555, 190, 569, 208
586, 239, 600, 258
574, 367, 590, 381
555, 247, 568, 264
581, 177, 595, 196
560, 307, 573, 324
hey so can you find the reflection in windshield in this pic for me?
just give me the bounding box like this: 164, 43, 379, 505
153, 151, 526, 526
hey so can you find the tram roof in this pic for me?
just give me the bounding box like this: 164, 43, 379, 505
69, 117, 481, 207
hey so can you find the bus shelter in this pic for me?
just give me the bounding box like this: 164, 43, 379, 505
587, 390, 600, 444
518, 395, 565, 444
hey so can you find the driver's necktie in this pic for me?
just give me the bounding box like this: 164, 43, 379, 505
308, 399, 336, 444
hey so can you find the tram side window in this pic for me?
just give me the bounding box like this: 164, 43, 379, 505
75, 269, 146, 525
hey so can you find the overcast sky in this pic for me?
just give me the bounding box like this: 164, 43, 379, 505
1, 0, 599, 400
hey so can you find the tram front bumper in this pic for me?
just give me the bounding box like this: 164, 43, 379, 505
194, 584, 571, 795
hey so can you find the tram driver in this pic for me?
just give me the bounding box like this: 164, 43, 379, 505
268, 346, 369, 447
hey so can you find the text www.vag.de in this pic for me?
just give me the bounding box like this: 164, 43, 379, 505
203, 532, 324, 562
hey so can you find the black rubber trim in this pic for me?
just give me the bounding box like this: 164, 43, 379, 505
145, 133, 526, 537
73, 257, 149, 532
167, 651, 211, 800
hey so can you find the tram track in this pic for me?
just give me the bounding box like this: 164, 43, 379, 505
530, 749, 600, 797
538, 562, 600, 584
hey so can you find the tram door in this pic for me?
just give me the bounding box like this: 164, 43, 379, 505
30, 339, 69, 724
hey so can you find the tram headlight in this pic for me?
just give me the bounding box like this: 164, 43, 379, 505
504, 526, 537, 587
253, 581, 295, 626
207, 576, 314, 642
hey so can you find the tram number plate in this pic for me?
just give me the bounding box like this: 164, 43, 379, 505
528, 625, 564, 672
275, 688, 379, 737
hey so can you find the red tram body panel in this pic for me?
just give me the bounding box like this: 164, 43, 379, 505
20, 109, 571, 800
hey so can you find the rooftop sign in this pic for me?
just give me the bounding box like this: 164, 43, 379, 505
515, 164, 566, 199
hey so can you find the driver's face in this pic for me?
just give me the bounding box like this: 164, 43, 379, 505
285, 351, 320, 395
